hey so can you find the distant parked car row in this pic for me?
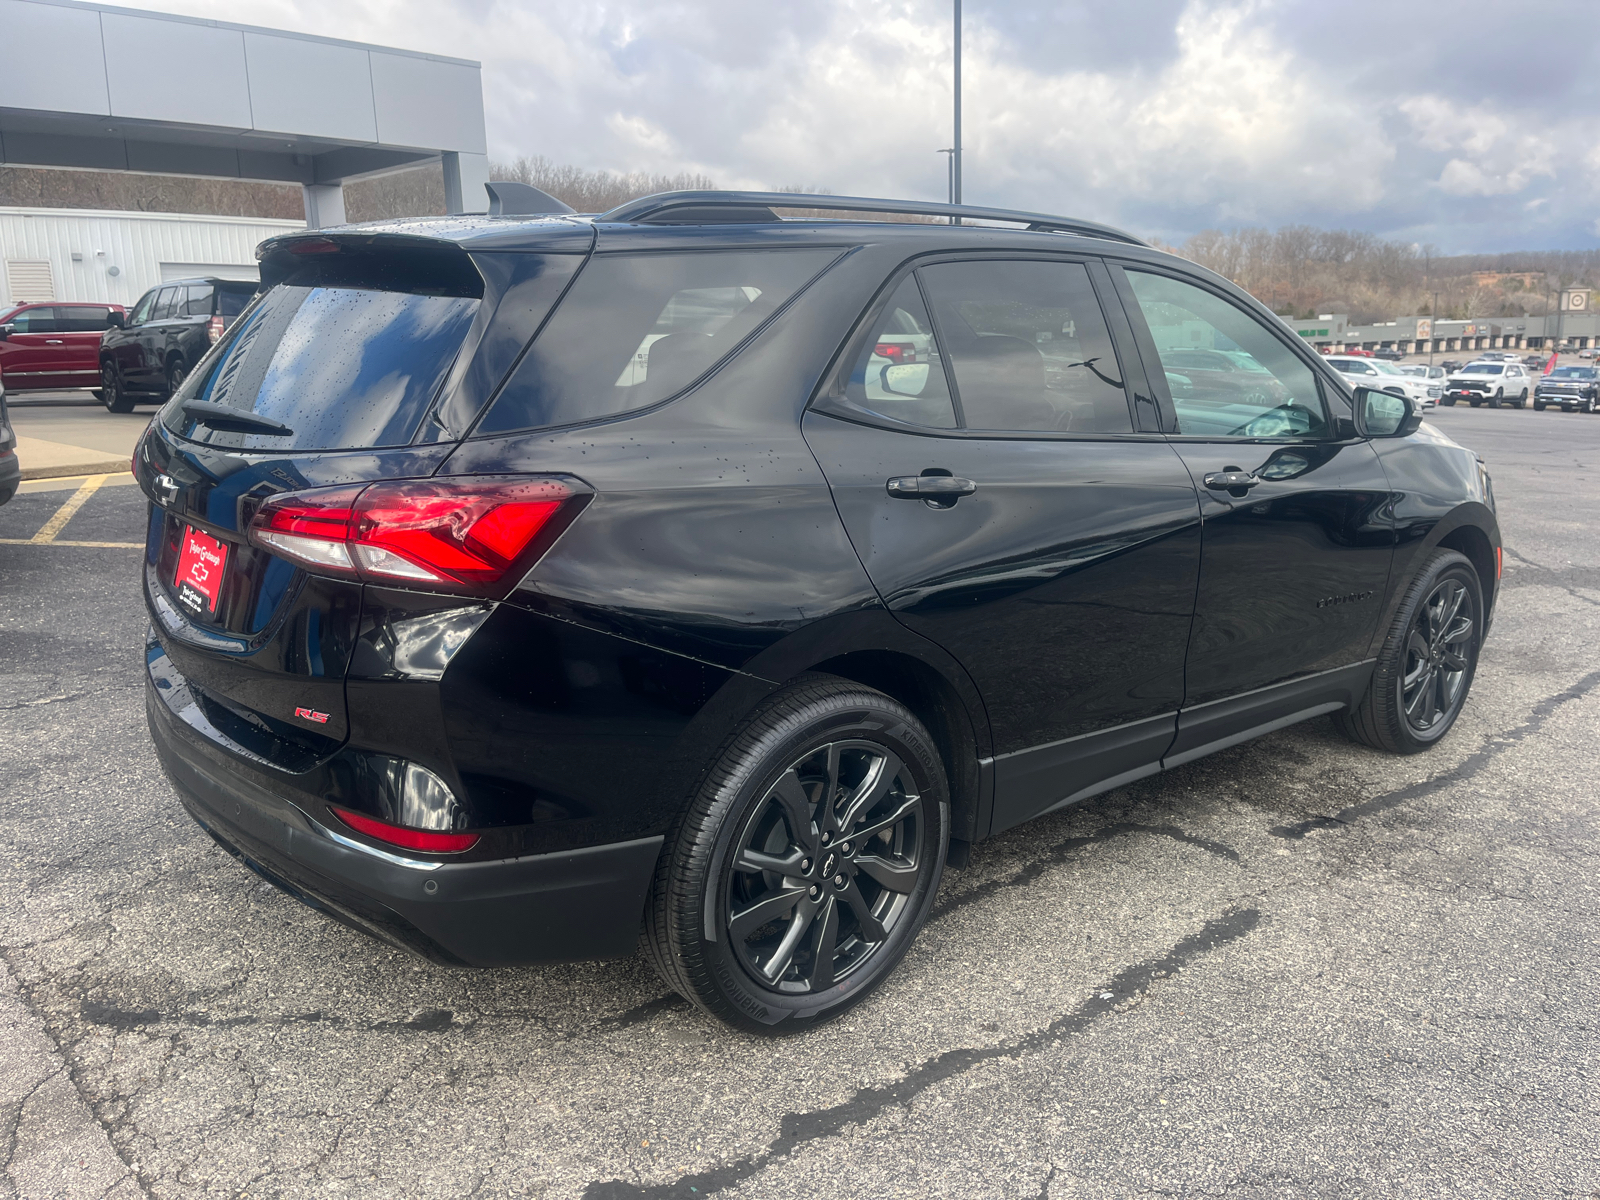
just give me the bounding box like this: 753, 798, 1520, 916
1324, 355, 1439, 408
0, 277, 257, 413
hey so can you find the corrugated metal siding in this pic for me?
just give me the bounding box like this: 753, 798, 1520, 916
0, 207, 303, 310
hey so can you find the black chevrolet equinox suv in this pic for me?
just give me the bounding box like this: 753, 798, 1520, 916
137, 191, 1500, 1032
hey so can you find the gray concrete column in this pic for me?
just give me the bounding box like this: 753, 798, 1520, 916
443, 152, 491, 214
302, 183, 347, 229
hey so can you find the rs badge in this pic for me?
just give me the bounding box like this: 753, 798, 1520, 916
294, 707, 331, 724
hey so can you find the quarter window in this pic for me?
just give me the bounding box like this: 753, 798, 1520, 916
844, 278, 957, 428
1126, 271, 1328, 439
479, 249, 839, 435
920, 260, 1133, 433
184, 285, 215, 317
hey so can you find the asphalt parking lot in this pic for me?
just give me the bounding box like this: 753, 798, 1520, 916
2, 403, 1598, 1199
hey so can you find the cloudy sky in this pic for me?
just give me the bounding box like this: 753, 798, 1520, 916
124, 0, 1599, 251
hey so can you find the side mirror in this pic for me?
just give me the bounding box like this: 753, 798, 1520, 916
0, 324, 12, 341
106, 311, 125, 329
1353, 386, 1421, 438
881, 362, 931, 396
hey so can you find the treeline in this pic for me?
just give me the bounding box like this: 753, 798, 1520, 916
1166, 226, 1600, 323
5, 162, 1594, 322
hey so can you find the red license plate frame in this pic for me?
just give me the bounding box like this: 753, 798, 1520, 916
173, 525, 229, 618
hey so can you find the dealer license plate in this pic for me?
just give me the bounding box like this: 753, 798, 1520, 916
174, 525, 229, 618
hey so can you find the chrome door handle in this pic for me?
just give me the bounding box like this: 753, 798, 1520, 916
45, 339, 64, 344
1203, 470, 1261, 491
886, 475, 978, 499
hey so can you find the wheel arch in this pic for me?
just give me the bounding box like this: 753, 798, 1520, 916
739, 609, 993, 847
1381, 501, 1500, 653
1435, 521, 1497, 637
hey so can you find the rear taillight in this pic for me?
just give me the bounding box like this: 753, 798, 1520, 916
874, 342, 916, 363
247, 476, 581, 597
207, 315, 225, 344
331, 807, 478, 854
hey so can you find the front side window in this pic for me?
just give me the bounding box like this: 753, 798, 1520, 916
1126, 271, 1328, 439
478, 249, 839, 435
8, 307, 58, 334
920, 260, 1133, 433
129, 291, 157, 326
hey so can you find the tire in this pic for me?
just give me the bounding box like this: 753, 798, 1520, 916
1440, 396, 1456, 407
644, 675, 950, 1033
1518, 388, 1529, 406
165, 357, 187, 400
1487, 389, 1501, 408
1587, 397, 1598, 414
100, 360, 134, 413
1469, 399, 1480, 408
1338, 549, 1483, 755
1534, 401, 1546, 411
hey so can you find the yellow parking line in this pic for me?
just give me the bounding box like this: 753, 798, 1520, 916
0, 538, 143, 548
26, 474, 108, 544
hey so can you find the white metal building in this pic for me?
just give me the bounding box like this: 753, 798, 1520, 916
0, 206, 302, 308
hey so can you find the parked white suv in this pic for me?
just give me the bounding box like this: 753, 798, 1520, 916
1442, 360, 1532, 408
1324, 355, 1439, 409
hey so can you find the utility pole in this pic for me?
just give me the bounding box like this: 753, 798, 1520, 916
937, 149, 955, 205
952, 0, 962, 223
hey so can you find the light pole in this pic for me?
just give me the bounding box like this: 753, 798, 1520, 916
937, 148, 955, 205
952, 0, 962, 222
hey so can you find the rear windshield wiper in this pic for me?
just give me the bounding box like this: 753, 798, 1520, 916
180, 399, 294, 438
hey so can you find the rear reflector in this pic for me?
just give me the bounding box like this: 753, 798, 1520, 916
331, 807, 479, 854
246, 476, 579, 597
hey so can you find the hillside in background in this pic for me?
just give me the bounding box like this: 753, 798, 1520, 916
4, 163, 1595, 322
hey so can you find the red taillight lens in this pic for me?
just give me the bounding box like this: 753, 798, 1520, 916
207, 315, 225, 344
331, 807, 478, 854
246, 476, 578, 595
874, 342, 915, 363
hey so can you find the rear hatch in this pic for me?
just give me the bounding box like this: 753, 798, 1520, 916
139, 230, 585, 770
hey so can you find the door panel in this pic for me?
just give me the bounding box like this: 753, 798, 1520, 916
1113, 266, 1396, 708
803, 411, 1201, 808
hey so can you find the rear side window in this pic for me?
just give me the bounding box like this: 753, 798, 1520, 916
920, 260, 1133, 433
56, 306, 114, 331
161, 254, 481, 452
477, 249, 839, 435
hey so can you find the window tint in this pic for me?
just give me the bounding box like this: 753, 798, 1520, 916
217, 287, 254, 319
478, 249, 837, 435
919, 260, 1132, 433
184, 285, 215, 317
55, 306, 114, 331
129, 291, 157, 326
151, 288, 180, 320
8, 307, 59, 333
1126, 271, 1328, 439
162, 282, 479, 451
843, 277, 957, 428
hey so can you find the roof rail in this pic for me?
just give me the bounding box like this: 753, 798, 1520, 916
598, 190, 1148, 247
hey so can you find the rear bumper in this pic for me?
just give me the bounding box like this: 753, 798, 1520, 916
146, 669, 664, 968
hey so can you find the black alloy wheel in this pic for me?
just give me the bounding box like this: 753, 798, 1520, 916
645, 676, 949, 1032
1339, 549, 1482, 754
100, 360, 134, 413
166, 358, 187, 399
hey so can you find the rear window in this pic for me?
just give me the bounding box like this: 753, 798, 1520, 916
476, 249, 839, 435
218, 287, 254, 318
160, 254, 481, 452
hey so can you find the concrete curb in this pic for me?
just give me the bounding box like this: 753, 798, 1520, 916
19, 460, 130, 481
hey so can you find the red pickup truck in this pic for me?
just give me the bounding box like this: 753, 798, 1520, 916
0, 301, 127, 396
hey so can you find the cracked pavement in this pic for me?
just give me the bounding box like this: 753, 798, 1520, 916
1, 406, 1597, 1199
